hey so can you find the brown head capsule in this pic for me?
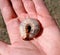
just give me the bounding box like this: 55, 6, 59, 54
25, 24, 31, 40
19, 18, 40, 40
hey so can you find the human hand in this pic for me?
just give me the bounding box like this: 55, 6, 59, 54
0, 0, 60, 55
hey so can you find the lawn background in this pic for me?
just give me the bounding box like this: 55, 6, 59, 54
0, 0, 60, 44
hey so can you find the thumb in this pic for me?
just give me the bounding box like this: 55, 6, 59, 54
0, 41, 8, 55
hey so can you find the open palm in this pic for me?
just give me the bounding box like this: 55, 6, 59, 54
0, 0, 60, 55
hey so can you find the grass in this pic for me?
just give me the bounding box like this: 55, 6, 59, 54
0, 0, 60, 43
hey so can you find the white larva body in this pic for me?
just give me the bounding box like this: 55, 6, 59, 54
19, 18, 40, 40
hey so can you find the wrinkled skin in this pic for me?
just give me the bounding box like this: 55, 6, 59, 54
0, 0, 60, 55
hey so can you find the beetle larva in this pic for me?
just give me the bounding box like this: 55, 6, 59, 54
19, 18, 40, 40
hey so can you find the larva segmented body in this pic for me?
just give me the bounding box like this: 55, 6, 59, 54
19, 18, 40, 40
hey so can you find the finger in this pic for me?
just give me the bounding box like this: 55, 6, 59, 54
38, 15, 56, 28
32, 0, 56, 28
6, 18, 21, 44
10, 0, 27, 21
32, 0, 50, 17
0, 0, 16, 24
22, 0, 36, 17
0, 41, 8, 55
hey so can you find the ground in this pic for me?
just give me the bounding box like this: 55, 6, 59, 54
0, 0, 60, 44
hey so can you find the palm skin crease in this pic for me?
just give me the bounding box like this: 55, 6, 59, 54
0, 0, 60, 55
